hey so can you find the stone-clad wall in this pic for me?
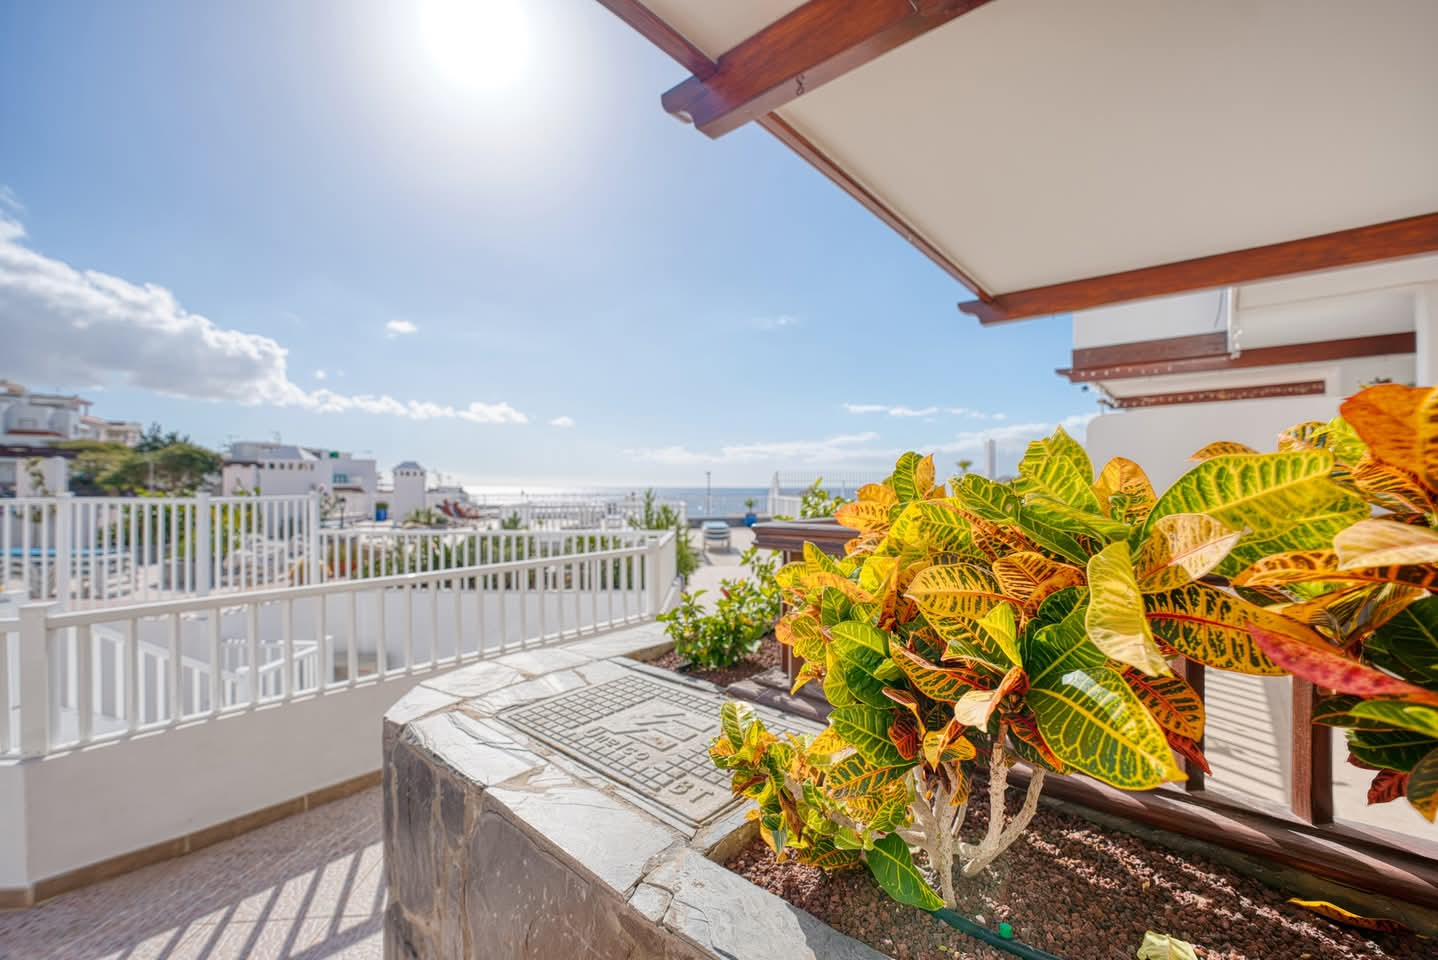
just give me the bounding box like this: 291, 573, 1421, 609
380, 625, 888, 960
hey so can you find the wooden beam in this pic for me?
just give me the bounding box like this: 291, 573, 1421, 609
1292, 679, 1335, 826
1070, 331, 1230, 373
661, 0, 993, 139
592, 0, 713, 76
1060, 331, 1415, 383
1112, 380, 1326, 409
595, 0, 991, 298
962, 213, 1438, 324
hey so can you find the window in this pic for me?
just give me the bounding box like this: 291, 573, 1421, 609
334, 472, 349, 483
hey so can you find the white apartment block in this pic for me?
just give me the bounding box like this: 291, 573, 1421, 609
222, 441, 378, 520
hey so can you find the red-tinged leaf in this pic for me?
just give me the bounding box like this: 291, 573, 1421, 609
1166, 732, 1211, 776
1247, 624, 1438, 708
888, 714, 920, 761
1347, 753, 1381, 771
1367, 769, 1409, 804
881, 686, 922, 723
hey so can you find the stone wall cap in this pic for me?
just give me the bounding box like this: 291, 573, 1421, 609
406, 711, 544, 791
645, 847, 889, 960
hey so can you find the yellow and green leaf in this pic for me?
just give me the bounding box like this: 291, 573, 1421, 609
1339, 383, 1438, 490
1142, 451, 1366, 577
992, 551, 1085, 613
907, 562, 1008, 622
1190, 441, 1258, 461
890, 452, 937, 503
865, 833, 943, 911
1406, 746, 1438, 821
890, 644, 991, 702
1142, 582, 1290, 676
976, 601, 1021, 668
1016, 426, 1100, 514
831, 705, 907, 767
1287, 899, 1413, 934
1029, 662, 1183, 789
826, 754, 912, 798
1133, 514, 1241, 592
1092, 456, 1157, 524
1349, 700, 1438, 740
1087, 541, 1171, 677
1334, 517, 1438, 569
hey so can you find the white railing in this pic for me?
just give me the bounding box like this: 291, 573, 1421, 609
767, 493, 805, 518
464, 495, 688, 530
2, 492, 318, 608
768, 470, 883, 517
1, 491, 683, 610
0, 530, 676, 759
314, 528, 659, 582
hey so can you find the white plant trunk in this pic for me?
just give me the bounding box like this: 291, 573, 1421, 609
915, 723, 1049, 905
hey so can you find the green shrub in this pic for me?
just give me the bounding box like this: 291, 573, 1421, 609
658, 548, 781, 669
631, 488, 700, 579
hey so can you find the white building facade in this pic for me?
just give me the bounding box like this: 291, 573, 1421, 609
1071, 254, 1438, 489
0, 381, 142, 496
222, 442, 378, 520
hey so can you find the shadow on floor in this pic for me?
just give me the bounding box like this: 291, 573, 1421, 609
0, 788, 386, 960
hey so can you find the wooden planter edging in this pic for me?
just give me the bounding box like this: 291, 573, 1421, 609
752, 518, 1438, 913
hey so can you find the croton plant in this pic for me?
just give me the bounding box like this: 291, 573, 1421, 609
708, 383, 1438, 911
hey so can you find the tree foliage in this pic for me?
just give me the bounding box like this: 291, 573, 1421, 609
58, 435, 220, 494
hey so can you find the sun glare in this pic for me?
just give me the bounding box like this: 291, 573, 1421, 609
419, 0, 530, 93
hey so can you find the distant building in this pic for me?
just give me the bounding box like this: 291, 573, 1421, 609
0, 380, 142, 448
0, 380, 142, 496
222, 441, 378, 520
390, 461, 427, 518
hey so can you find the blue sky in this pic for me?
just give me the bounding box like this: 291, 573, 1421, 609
0, 0, 1088, 487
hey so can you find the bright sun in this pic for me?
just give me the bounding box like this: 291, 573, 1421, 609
419, 0, 530, 93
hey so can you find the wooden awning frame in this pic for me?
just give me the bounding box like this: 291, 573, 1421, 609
600, 0, 1438, 322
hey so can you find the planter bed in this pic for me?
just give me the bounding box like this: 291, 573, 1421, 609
727, 798, 1428, 960
649, 632, 781, 687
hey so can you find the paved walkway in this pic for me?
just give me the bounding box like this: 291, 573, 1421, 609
0, 788, 385, 960
683, 525, 762, 611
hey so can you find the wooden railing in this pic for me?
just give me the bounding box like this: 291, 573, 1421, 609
752, 517, 1438, 911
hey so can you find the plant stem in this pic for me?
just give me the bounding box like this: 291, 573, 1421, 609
958, 724, 1047, 878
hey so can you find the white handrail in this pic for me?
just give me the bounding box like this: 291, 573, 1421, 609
2, 530, 676, 758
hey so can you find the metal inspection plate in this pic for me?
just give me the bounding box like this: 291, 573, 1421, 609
500, 671, 778, 828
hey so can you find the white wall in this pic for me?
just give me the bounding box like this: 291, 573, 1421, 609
1073, 290, 1225, 348
391, 469, 426, 518
0, 675, 424, 887
1084, 394, 1343, 490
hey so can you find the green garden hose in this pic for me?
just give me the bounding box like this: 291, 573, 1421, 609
931, 908, 1070, 960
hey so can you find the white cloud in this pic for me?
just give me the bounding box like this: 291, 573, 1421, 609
846, 402, 1007, 420
313, 368, 328, 381
0, 216, 527, 426
930, 414, 1098, 458
752, 314, 801, 330
385, 319, 418, 337
628, 432, 885, 466
549, 416, 575, 428
627, 416, 1099, 472
0, 186, 22, 215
